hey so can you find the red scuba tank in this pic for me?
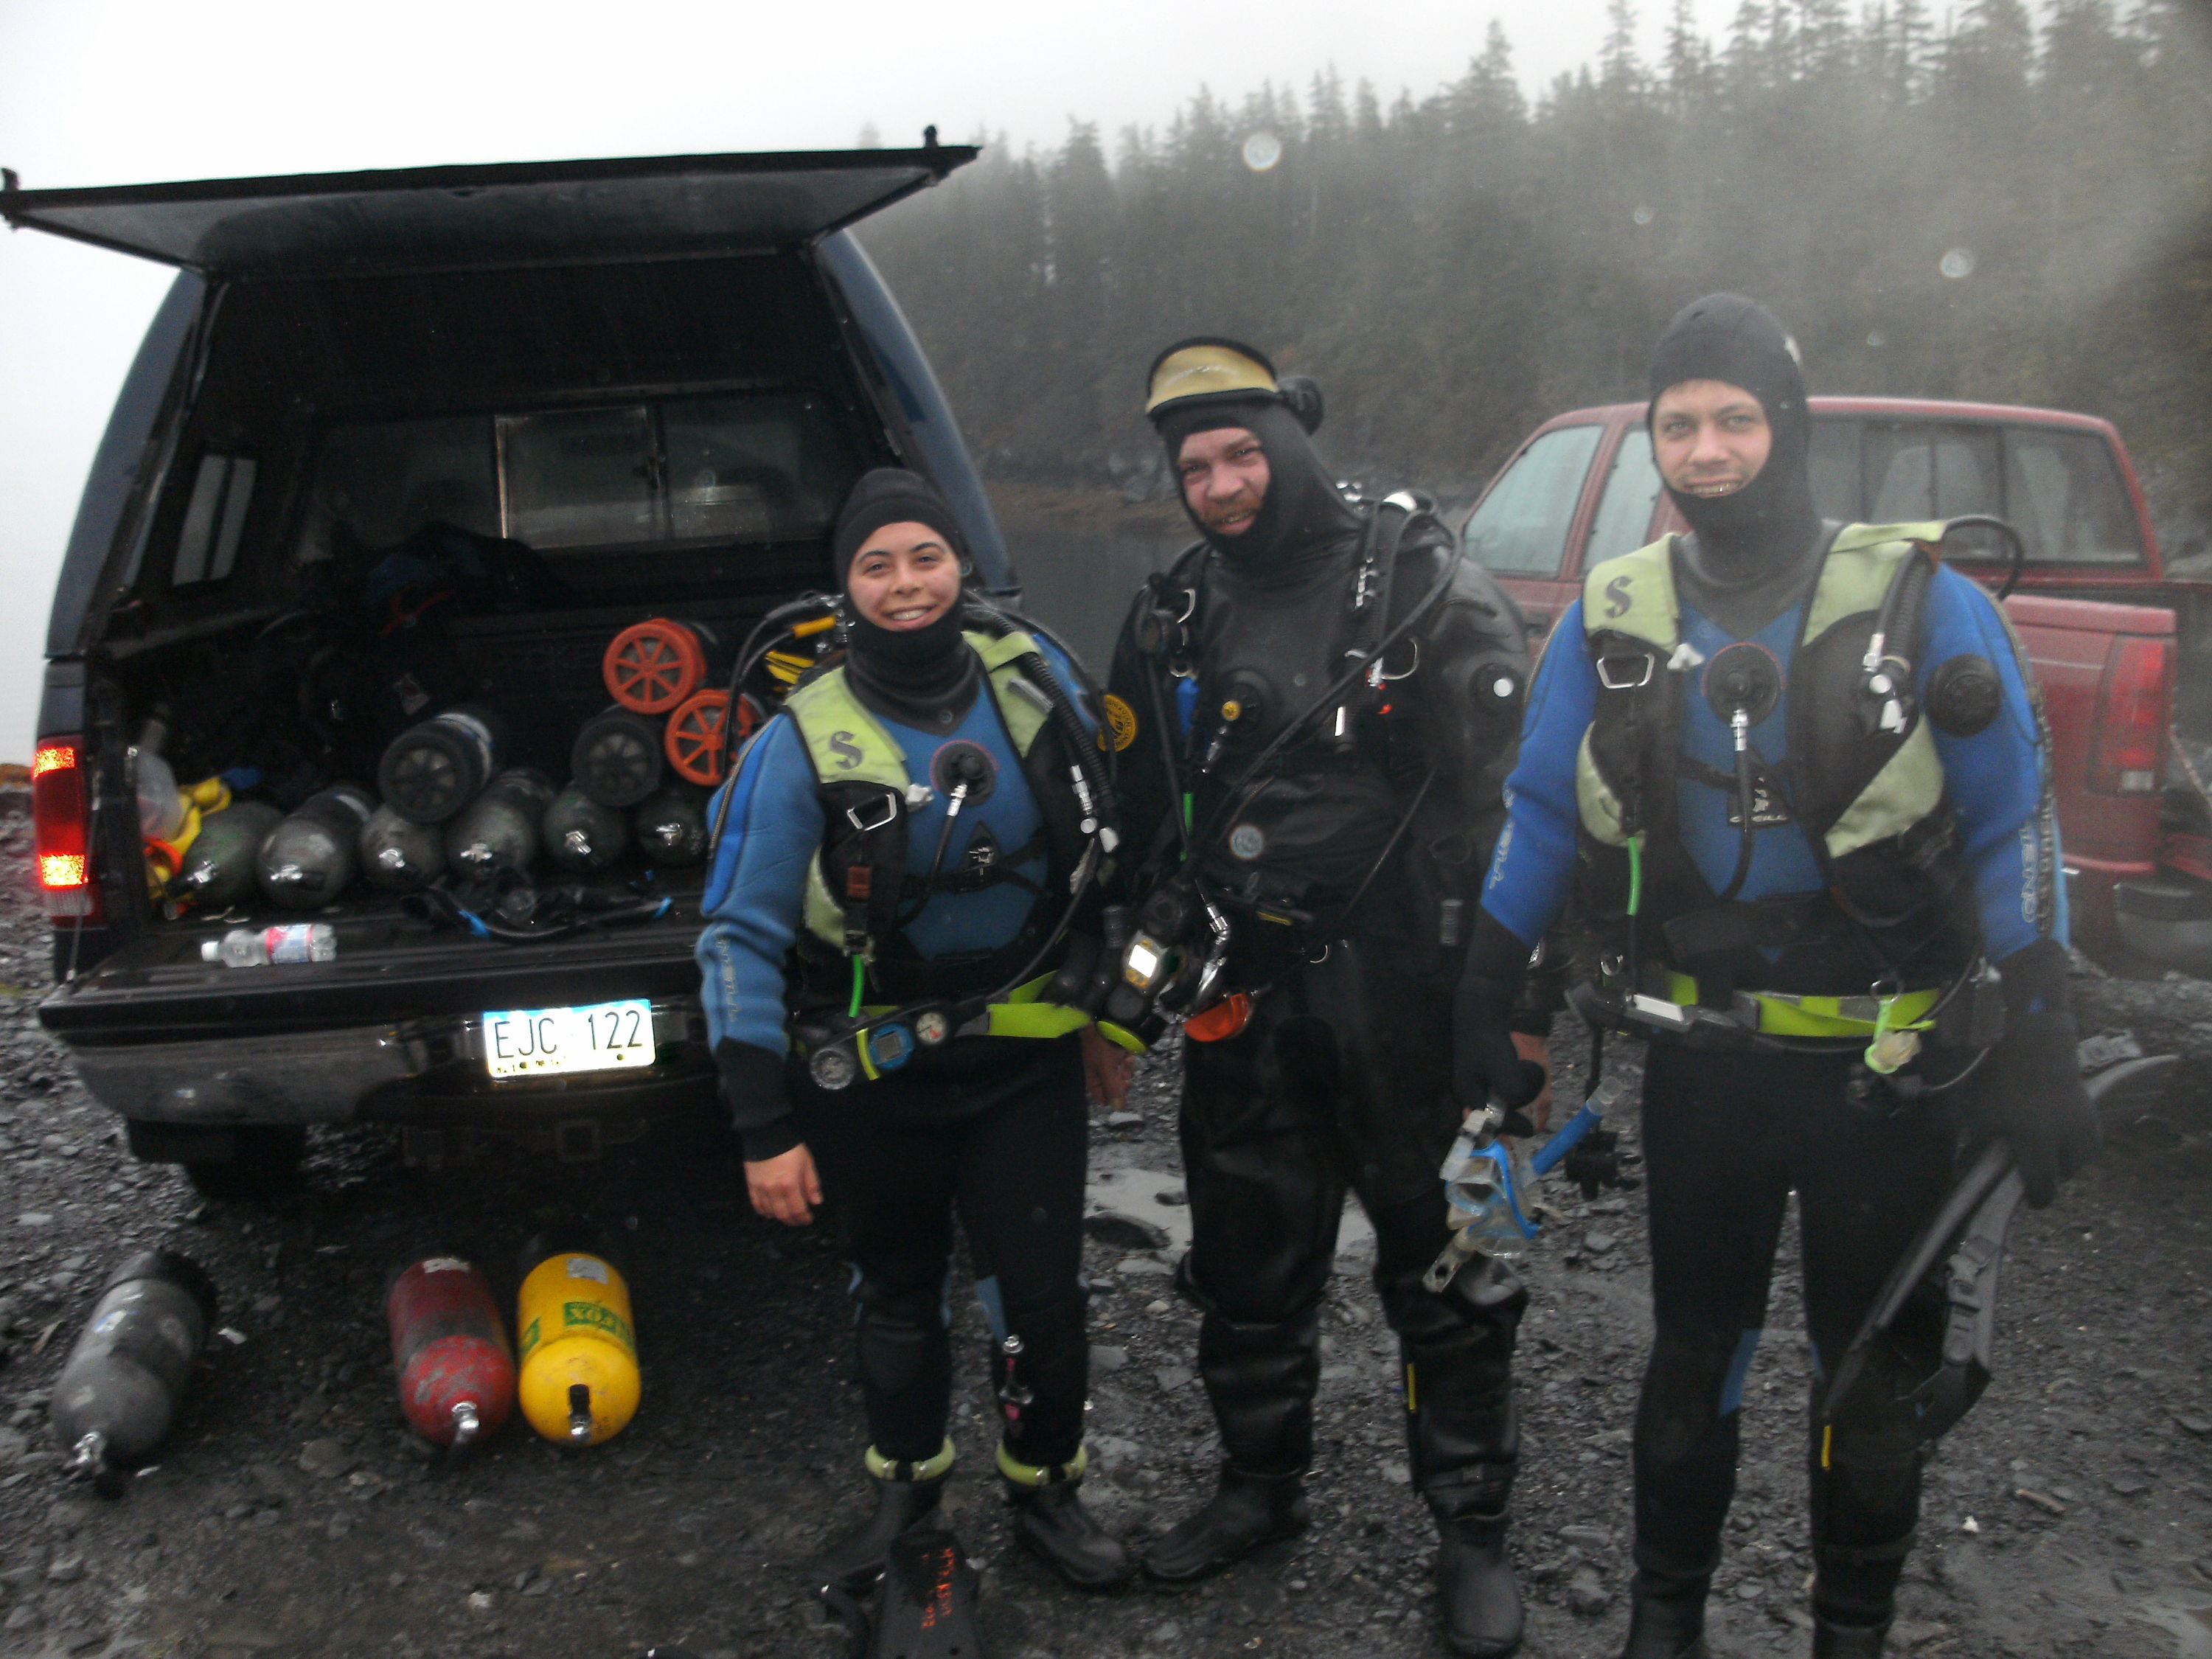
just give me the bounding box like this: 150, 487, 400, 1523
386, 1256, 515, 1448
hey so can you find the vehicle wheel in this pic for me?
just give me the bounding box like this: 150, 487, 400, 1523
168, 1126, 307, 1200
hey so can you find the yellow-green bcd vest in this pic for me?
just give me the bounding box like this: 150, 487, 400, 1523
781, 630, 1053, 959
1574, 524, 1948, 863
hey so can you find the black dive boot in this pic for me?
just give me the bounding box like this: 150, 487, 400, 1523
1811, 1616, 1891, 1657
1001, 1448, 1135, 1589
1142, 1467, 1309, 1582
1434, 1520, 1522, 1658
1147, 1292, 1320, 1582
814, 1442, 953, 1593
1618, 1571, 1712, 1659
1397, 1256, 1528, 1658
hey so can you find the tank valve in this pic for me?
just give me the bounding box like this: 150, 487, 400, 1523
567, 1384, 594, 1444
66, 1430, 108, 1483
450, 1401, 481, 1450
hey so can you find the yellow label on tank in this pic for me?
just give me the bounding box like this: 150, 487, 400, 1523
516, 1251, 639, 1447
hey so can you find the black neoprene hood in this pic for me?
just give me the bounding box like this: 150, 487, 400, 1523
1646, 293, 1820, 567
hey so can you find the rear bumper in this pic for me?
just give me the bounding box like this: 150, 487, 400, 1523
64, 998, 709, 1128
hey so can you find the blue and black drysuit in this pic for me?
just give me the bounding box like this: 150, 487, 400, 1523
696, 633, 1097, 1472
1475, 549, 2062, 1630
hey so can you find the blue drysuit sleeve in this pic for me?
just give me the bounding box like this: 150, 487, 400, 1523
695, 714, 823, 1058
1919, 567, 2065, 959
1480, 601, 1596, 949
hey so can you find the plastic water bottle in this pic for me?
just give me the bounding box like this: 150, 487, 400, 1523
201, 922, 337, 967
133, 717, 187, 842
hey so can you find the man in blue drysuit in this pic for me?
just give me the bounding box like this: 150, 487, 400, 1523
1453, 296, 2099, 1659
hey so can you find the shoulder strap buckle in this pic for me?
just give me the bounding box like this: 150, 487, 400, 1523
845, 790, 900, 835
1596, 652, 1656, 692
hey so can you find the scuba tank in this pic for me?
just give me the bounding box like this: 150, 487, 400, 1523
515, 1233, 639, 1447
49, 1250, 218, 1492
169, 800, 282, 910
631, 783, 707, 868
256, 785, 375, 909
376, 705, 506, 824
386, 1256, 515, 1450
541, 783, 630, 874
358, 803, 448, 893
445, 768, 555, 883
570, 706, 665, 808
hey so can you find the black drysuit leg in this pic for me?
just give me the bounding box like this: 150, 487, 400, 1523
800, 1038, 1091, 1468
1632, 1043, 1953, 1624
1180, 975, 1523, 1520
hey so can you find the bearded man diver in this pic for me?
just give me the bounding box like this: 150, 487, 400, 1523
1107, 340, 1541, 1656
1456, 294, 2098, 1658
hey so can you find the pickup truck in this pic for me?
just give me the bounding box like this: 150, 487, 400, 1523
4, 145, 1018, 1194
1458, 397, 2212, 976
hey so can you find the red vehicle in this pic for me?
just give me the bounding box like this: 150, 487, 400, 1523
1458, 396, 2209, 975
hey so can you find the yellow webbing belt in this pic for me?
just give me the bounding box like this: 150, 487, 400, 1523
1663, 974, 1940, 1038
855, 975, 1147, 1053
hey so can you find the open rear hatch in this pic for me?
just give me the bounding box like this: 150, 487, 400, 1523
0, 142, 974, 276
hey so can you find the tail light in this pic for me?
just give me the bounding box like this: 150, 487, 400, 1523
2089, 635, 2174, 796
32, 739, 102, 922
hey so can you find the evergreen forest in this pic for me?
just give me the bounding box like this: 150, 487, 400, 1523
860, 0, 2212, 541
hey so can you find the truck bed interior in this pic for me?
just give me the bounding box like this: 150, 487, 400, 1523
70, 249, 887, 987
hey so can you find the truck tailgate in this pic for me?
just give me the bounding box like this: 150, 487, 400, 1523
39, 900, 707, 1046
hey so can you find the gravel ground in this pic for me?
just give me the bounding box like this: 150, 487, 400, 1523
0, 813, 2208, 1659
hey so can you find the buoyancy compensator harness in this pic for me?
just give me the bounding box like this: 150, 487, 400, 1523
1571, 516, 2026, 1071
709, 595, 1133, 1090
1110, 490, 1487, 1040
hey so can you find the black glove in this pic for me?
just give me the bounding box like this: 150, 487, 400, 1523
1973, 939, 2100, 1208
1453, 909, 1547, 1115
716, 1037, 800, 1163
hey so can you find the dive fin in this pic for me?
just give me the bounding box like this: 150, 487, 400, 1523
868, 1526, 988, 1659
1821, 1057, 2155, 1446
1820, 1140, 2017, 1444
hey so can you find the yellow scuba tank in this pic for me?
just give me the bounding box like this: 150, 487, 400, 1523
515, 1237, 639, 1447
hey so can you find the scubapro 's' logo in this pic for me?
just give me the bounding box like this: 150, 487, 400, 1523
1603, 575, 1633, 620
829, 731, 864, 771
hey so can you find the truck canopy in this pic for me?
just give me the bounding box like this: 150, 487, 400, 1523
0, 146, 974, 278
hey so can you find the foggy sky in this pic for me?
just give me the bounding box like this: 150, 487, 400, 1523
0, 0, 1729, 761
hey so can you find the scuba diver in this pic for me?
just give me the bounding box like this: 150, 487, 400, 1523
696, 468, 1138, 1615
1107, 341, 1538, 1656
1457, 295, 2101, 1659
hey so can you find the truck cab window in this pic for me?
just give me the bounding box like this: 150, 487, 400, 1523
298, 393, 855, 566
1463, 424, 1601, 575
296, 416, 499, 565
1585, 428, 1664, 566
499, 407, 658, 549
2003, 428, 2144, 566
1866, 422, 2002, 524
1807, 419, 1860, 522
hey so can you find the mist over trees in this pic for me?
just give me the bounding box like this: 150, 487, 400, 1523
860, 0, 2212, 533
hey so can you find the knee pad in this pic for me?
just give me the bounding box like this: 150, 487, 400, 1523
1638, 1326, 1757, 1467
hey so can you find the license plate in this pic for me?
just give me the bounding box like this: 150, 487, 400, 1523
483, 1000, 655, 1078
